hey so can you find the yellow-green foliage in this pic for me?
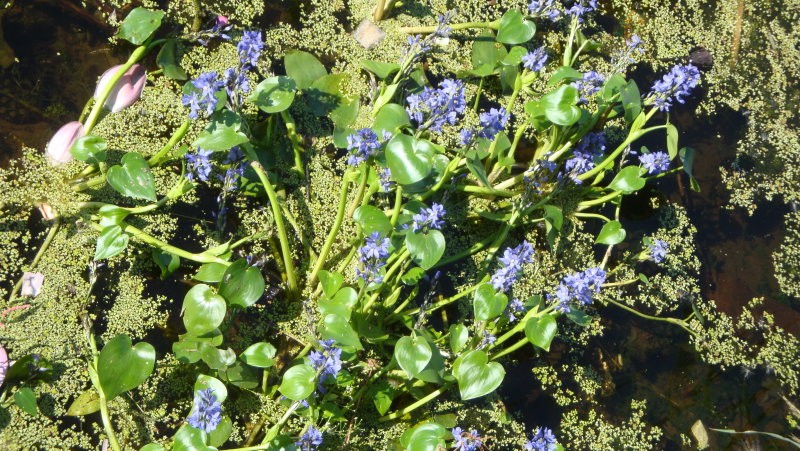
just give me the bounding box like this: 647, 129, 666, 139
774, 211, 800, 299
560, 399, 663, 450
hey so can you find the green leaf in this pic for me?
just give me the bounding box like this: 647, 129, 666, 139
541, 85, 581, 126
117, 7, 164, 45
152, 248, 180, 279
194, 262, 228, 283
157, 39, 187, 80
192, 125, 249, 152
172, 424, 213, 451
473, 283, 508, 321
200, 345, 236, 370
194, 374, 228, 403
240, 342, 277, 368
218, 259, 265, 308
449, 324, 469, 354
466, 156, 491, 187
620, 80, 642, 124
471, 36, 503, 68
278, 364, 317, 400
217, 361, 259, 389
608, 165, 646, 193
306, 73, 346, 116
97, 334, 156, 400
524, 314, 558, 351
107, 152, 157, 201
400, 422, 448, 451
496, 10, 536, 45
666, 123, 679, 160
401, 267, 426, 286
373, 103, 411, 135
596, 220, 626, 245
542, 204, 563, 246
453, 350, 506, 400
361, 60, 400, 79
94, 225, 129, 260
320, 314, 363, 349
66, 388, 101, 416
599, 74, 626, 104
370, 380, 396, 415
14, 387, 38, 416
405, 229, 446, 270
71, 135, 107, 163
284, 50, 327, 90
98, 205, 129, 227
208, 416, 233, 447
140, 444, 165, 451
250, 76, 297, 113
386, 134, 435, 185
353, 205, 392, 236
502, 46, 528, 66
566, 309, 592, 327
318, 270, 345, 299
680, 147, 701, 192
394, 335, 433, 379
318, 287, 358, 320
183, 284, 226, 336
547, 66, 583, 87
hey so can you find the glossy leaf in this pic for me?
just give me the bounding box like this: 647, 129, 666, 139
354, 205, 393, 236
183, 284, 226, 336
192, 124, 249, 152
107, 152, 157, 201
240, 342, 277, 368
373, 103, 410, 135
666, 123, 679, 160
386, 134, 434, 185
541, 85, 581, 126
596, 220, 626, 245
405, 229, 446, 270
208, 416, 233, 447
453, 350, 505, 400
14, 387, 38, 416
97, 334, 156, 400
284, 50, 327, 90
250, 76, 296, 113
94, 225, 129, 261
400, 422, 448, 451
547, 66, 583, 87
156, 39, 187, 80
194, 262, 227, 283
98, 205, 129, 227
471, 36, 503, 68
680, 147, 701, 192
278, 364, 317, 400
496, 10, 536, 44
524, 314, 558, 351
318, 270, 345, 299
449, 324, 469, 354
394, 335, 432, 379
620, 80, 642, 124
318, 287, 358, 320
218, 259, 265, 308
200, 345, 236, 370
152, 248, 180, 279
194, 374, 228, 403
473, 283, 508, 321
566, 309, 592, 327
70, 135, 107, 163
218, 361, 259, 389
608, 165, 646, 193
117, 7, 164, 45
320, 314, 363, 349
361, 60, 400, 79
172, 424, 212, 451
66, 388, 100, 416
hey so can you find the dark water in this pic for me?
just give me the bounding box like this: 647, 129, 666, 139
2, 2, 798, 449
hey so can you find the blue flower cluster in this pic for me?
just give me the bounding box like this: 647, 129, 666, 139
480, 331, 497, 348
356, 232, 391, 285
412, 203, 446, 232
650, 63, 701, 111
491, 241, 535, 293
572, 70, 606, 102
378, 167, 393, 192
551, 267, 607, 312
611, 34, 645, 72
406, 79, 467, 133
522, 46, 549, 72
452, 427, 483, 451
400, 12, 454, 75
505, 298, 527, 322
528, 0, 561, 21
295, 426, 323, 450
649, 239, 668, 263
237, 30, 264, 68
567, 0, 599, 21
563, 132, 606, 183
346, 128, 381, 166
309, 339, 342, 382
639, 150, 671, 174
524, 427, 557, 451
185, 148, 214, 182
182, 72, 225, 119
477, 107, 510, 140
223, 67, 250, 100
187, 388, 223, 433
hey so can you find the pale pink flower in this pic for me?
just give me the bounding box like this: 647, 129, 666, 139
94, 64, 147, 113
46, 121, 85, 165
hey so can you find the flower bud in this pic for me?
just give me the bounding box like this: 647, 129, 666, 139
94, 63, 147, 113
216, 15, 229, 26
46, 121, 85, 165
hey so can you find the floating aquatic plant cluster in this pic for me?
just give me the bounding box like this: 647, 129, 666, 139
3, 1, 794, 449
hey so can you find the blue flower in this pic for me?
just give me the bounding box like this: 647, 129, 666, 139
223, 67, 250, 99
309, 339, 342, 382
412, 203, 446, 232
567, 0, 599, 21
237, 30, 264, 68
528, 0, 561, 20
187, 388, 223, 433
525, 427, 557, 451
571, 70, 605, 101
185, 148, 214, 182
379, 167, 393, 192
506, 298, 527, 322
650, 64, 701, 111
551, 268, 606, 312
522, 46, 549, 72
649, 239, 668, 263
480, 331, 496, 348
357, 232, 391, 284
459, 128, 476, 146
452, 427, 483, 451
563, 132, 606, 183
405, 78, 467, 133
639, 151, 671, 174
491, 241, 535, 293
182, 72, 225, 119
477, 107, 510, 140
346, 128, 381, 166
295, 426, 323, 450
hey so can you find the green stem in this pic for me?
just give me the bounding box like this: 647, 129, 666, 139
280, 111, 305, 177
432, 232, 497, 268
491, 337, 528, 360
261, 401, 302, 444
573, 212, 610, 222
379, 383, 452, 421
602, 278, 639, 287
89, 222, 229, 264
308, 169, 352, 287
373, 0, 387, 22
453, 185, 516, 197
392, 279, 484, 319
83, 45, 149, 133
7, 218, 60, 305
251, 162, 299, 300
473, 77, 484, 111
577, 190, 622, 209
389, 185, 404, 227
604, 298, 695, 335
346, 167, 369, 219
148, 120, 191, 166
98, 391, 121, 451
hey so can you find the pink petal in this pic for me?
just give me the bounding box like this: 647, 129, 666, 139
94, 64, 147, 113
20, 272, 44, 297
0, 344, 7, 387
46, 121, 85, 165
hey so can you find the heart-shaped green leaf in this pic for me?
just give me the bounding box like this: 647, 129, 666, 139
278, 364, 317, 400
453, 350, 505, 400
400, 422, 448, 451
117, 7, 164, 45
66, 388, 100, 416
94, 225, 129, 261
218, 259, 265, 308
97, 334, 156, 400
240, 342, 277, 368
496, 10, 536, 44
172, 424, 214, 451
14, 387, 38, 416
394, 335, 432, 379
194, 374, 228, 403
182, 284, 226, 336
608, 166, 646, 193
208, 416, 233, 447
524, 314, 558, 351
284, 50, 327, 90
386, 134, 435, 185
318, 287, 358, 320
156, 38, 187, 80
319, 270, 345, 299
596, 220, 626, 245
473, 283, 509, 321
250, 76, 297, 113
361, 60, 400, 79
320, 314, 363, 349
71, 135, 107, 163
194, 262, 228, 283
541, 85, 581, 126
449, 324, 469, 354
354, 205, 393, 236
405, 229, 446, 270
107, 152, 157, 201
372, 103, 411, 135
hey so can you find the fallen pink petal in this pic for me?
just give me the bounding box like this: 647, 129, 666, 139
20, 272, 44, 297
45, 121, 85, 165
94, 63, 147, 113
0, 343, 7, 387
